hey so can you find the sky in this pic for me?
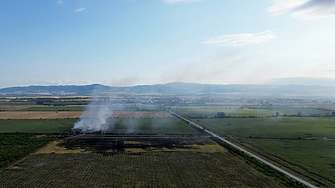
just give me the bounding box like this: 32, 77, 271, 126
1, 0, 335, 88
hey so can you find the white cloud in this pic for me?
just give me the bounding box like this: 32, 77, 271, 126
105, 75, 140, 87
202, 30, 276, 47
163, 0, 203, 3
269, 0, 335, 19
57, 0, 63, 5
46, 78, 70, 85
75, 8, 85, 12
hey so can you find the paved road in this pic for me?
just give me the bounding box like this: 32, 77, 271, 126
167, 109, 317, 188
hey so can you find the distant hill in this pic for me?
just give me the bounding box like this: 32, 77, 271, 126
1, 82, 335, 97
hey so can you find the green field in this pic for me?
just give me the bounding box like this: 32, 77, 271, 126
0, 117, 199, 135
244, 139, 335, 183
169, 105, 333, 117
105, 117, 200, 134
0, 119, 77, 133
167, 105, 335, 184
196, 117, 335, 139
0, 102, 36, 105
0, 133, 54, 168
195, 117, 335, 182
21, 106, 84, 111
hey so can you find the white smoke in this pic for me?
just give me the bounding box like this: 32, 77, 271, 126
73, 88, 116, 132
73, 100, 114, 132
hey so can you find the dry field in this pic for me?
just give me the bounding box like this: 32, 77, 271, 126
0, 111, 83, 119
0, 111, 173, 119
0, 105, 40, 111
0, 136, 289, 187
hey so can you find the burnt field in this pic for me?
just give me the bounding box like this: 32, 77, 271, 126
0, 136, 291, 187
58, 136, 214, 154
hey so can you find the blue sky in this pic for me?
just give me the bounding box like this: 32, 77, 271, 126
1, 0, 335, 88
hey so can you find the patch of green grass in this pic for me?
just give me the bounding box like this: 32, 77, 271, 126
0, 102, 36, 105
0, 119, 77, 133
0, 118, 199, 135
21, 107, 84, 111
169, 105, 333, 118
197, 117, 335, 139
244, 139, 335, 183
106, 117, 200, 135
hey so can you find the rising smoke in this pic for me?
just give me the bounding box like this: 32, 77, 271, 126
73, 98, 115, 132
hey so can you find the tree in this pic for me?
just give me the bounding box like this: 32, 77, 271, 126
215, 112, 226, 118
332, 111, 335, 117
297, 111, 303, 117
276, 112, 280, 117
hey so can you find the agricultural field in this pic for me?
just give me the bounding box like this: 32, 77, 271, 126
103, 117, 199, 135
0, 136, 293, 187
0, 117, 197, 135
168, 105, 334, 118
0, 101, 316, 187
0, 119, 77, 133
0, 111, 83, 119
20, 106, 85, 111
0, 133, 55, 168
0, 105, 38, 111
169, 105, 335, 185
196, 117, 335, 139
243, 139, 335, 184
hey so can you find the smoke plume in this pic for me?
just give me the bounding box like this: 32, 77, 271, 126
73, 98, 115, 132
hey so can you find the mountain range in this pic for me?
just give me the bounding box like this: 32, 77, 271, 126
1, 82, 335, 97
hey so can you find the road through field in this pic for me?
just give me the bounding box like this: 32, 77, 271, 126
166, 109, 318, 188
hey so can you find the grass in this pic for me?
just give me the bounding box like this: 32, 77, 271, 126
0, 119, 77, 133
0, 133, 55, 168
0, 102, 36, 105
105, 117, 200, 135
169, 105, 335, 185
0, 118, 199, 135
169, 105, 333, 118
244, 139, 335, 183
193, 116, 335, 185
21, 106, 84, 111
197, 117, 335, 139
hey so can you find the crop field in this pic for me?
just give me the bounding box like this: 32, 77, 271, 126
111, 111, 173, 118
196, 117, 335, 139
243, 139, 335, 183
0, 133, 55, 168
194, 118, 335, 183
0, 117, 198, 135
168, 105, 334, 118
0, 111, 83, 119
171, 105, 335, 185
21, 106, 85, 111
0, 119, 77, 133
0, 136, 290, 187
0, 111, 173, 120
0, 105, 38, 111
103, 117, 199, 135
